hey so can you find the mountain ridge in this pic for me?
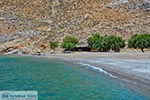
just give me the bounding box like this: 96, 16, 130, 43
0, 0, 150, 53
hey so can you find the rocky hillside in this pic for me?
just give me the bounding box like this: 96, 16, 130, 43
0, 0, 150, 54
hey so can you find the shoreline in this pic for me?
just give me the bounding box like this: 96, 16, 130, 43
45, 54, 150, 96
1, 52, 150, 97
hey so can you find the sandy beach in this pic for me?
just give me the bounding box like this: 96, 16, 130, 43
36, 52, 150, 96
4, 52, 150, 96
1, 52, 150, 99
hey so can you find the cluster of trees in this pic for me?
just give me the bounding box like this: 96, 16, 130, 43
49, 34, 150, 53
128, 34, 150, 52
87, 34, 125, 52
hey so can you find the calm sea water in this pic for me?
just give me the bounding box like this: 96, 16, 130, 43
0, 55, 149, 100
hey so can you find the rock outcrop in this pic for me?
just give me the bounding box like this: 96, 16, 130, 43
107, 0, 150, 11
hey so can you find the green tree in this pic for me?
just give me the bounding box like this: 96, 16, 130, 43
128, 34, 150, 52
107, 35, 125, 52
87, 34, 104, 51
49, 41, 58, 52
62, 36, 79, 51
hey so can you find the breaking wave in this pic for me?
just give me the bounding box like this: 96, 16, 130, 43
78, 63, 118, 79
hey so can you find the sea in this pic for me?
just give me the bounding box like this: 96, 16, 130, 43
0, 55, 149, 100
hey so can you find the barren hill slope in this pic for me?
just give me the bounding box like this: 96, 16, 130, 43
0, 0, 150, 53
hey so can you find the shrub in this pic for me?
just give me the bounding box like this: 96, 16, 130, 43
128, 34, 150, 52
49, 41, 59, 51
62, 36, 79, 51
87, 34, 125, 52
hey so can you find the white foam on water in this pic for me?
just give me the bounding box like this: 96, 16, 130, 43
78, 63, 118, 79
